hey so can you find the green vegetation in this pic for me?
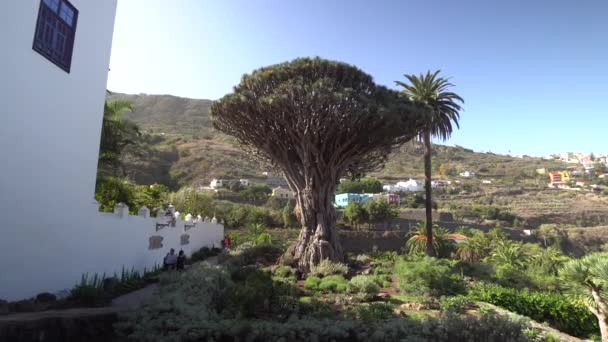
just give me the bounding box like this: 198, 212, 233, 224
469, 283, 597, 337
337, 177, 383, 194
116, 248, 538, 342
343, 199, 398, 229
309, 259, 348, 277
395, 256, 465, 297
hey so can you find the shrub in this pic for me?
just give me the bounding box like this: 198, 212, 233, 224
370, 250, 398, 263
304, 276, 322, 291
298, 296, 335, 319
369, 274, 392, 288
395, 257, 465, 297
355, 254, 372, 264
439, 295, 472, 314
469, 283, 598, 337
225, 270, 274, 318
118, 311, 536, 341
274, 266, 295, 279
345, 302, 394, 321
318, 275, 349, 293
310, 259, 348, 277
349, 275, 380, 295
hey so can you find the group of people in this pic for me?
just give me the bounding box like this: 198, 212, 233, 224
163, 248, 186, 271
164, 237, 232, 270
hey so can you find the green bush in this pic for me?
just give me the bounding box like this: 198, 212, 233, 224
274, 266, 295, 279
439, 295, 472, 314
469, 283, 598, 337
304, 276, 322, 291
369, 274, 392, 288
345, 302, 394, 321
226, 270, 275, 318
310, 259, 348, 277
318, 275, 349, 293
395, 257, 465, 297
349, 275, 380, 295
355, 254, 372, 264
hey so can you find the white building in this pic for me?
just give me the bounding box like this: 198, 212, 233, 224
210, 178, 225, 189
383, 179, 423, 192
0, 0, 223, 300
239, 179, 250, 187
460, 171, 476, 178
272, 186, 295, 199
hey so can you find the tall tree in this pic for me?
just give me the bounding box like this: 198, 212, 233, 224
396, 70, 464, 256
98, 99, 140, 177
211, 58, 425, 271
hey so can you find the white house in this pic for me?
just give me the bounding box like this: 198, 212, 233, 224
239, 179, 250, 187
210, 178, 225, 189
460, 171, 476, 178
0, 0, 223, 300
272, 186, 295, 199
482, 180, 493, 184
383, 179, 423, 192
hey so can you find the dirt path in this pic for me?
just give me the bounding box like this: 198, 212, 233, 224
110, 256, 220, 308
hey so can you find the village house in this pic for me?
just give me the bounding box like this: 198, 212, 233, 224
548, 171, 571, 184
210, 178, 225, 189
239, 179, 250, 187
334, 193, 373, 208
432, 180, 451, 188
373, 193, 401, 206
383, 179, 423, 192
272, 186, 295, 199
459, 171, 476, 178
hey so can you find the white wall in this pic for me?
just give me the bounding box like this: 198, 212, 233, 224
0, 1, 228, 301
0, 205, 224, 300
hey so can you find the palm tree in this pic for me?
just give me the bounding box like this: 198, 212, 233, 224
406, 222, 454, 258
559, 253, 608, 340
396, 71, 464, 256
531, 246, 569, 275
456, 231, 490, 262
488, 241, 527, 268
98, 99, 139, 177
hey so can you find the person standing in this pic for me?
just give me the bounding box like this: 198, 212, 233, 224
176, 250, 186, 271
163, 248, 178, 270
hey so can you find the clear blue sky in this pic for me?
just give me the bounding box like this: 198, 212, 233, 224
107, 0, 608, 156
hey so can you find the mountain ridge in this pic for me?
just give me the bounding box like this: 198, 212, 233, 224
106, 92, 566, 189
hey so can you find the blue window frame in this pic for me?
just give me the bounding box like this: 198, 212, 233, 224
33, 0, 78, 73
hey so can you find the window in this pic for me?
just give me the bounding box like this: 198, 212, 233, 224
33, 0, 78, 73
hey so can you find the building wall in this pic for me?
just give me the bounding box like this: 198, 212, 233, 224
0, 1, 222, 301
0, 207, 224, 300
1, 0, 117, 212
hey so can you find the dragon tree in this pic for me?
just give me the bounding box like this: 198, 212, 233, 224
211, 58, 425, 271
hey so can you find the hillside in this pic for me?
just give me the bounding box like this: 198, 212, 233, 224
107, 92, 567, 189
